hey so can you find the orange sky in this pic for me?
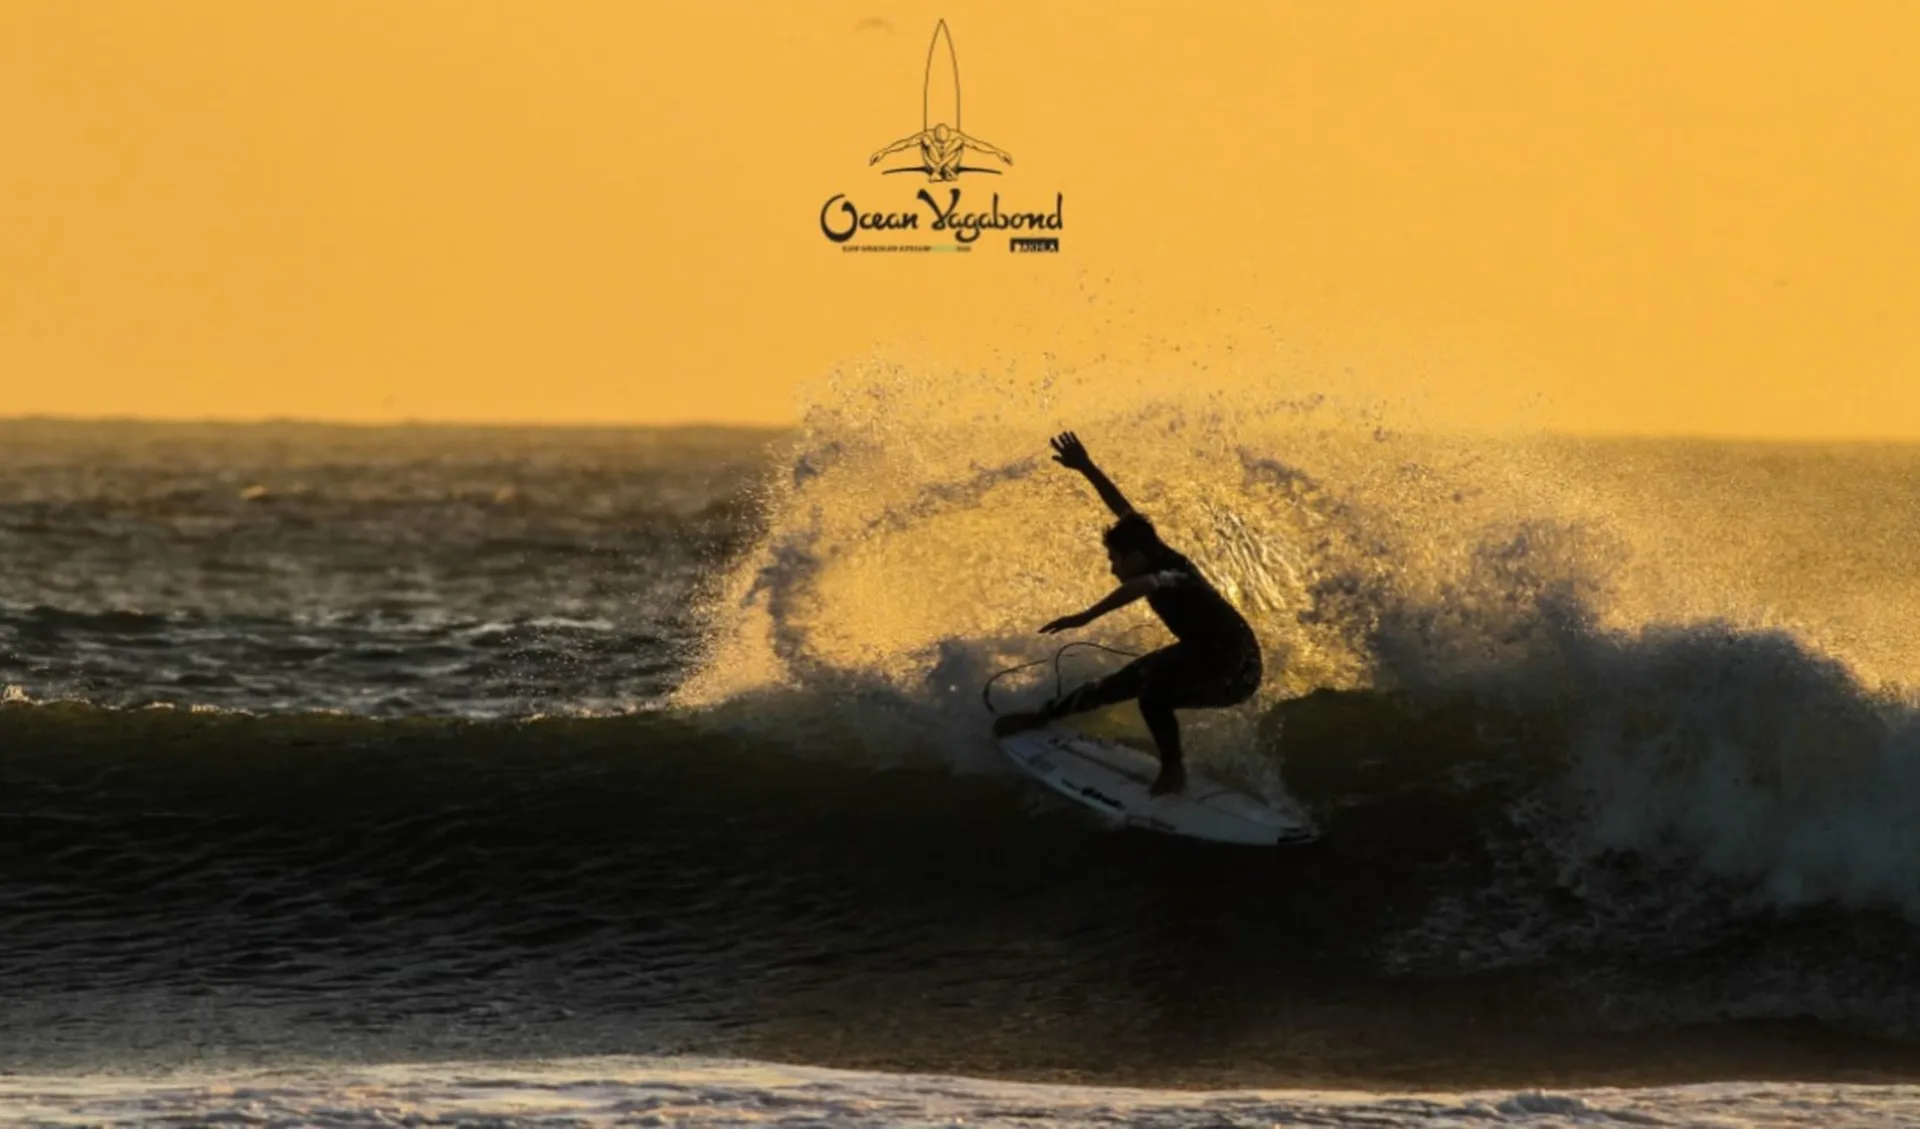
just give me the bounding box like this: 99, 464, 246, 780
3, 1, 1918, 437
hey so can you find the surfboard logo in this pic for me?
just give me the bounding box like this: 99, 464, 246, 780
868, 20, 1012, 182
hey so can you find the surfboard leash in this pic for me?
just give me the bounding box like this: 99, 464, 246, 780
981, 638, 1147, 717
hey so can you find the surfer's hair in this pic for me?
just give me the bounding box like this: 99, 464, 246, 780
1102, 512, 1161, 557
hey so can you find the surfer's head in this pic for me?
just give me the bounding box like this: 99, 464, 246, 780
1102, 513, 1162, 580
930, 122, 952, 143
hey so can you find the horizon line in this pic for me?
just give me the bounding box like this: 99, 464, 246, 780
0, 413, 790, 433
3, 413, 1919, 447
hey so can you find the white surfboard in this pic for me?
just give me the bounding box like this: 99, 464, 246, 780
998, 724, 1318, 846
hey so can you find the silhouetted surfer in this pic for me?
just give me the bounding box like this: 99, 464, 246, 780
869, 122, 1012, 182
993, 432, 1264, 796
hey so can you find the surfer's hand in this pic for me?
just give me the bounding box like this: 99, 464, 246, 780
1039, 613, 1089, 634
1049, 432, 1094, 472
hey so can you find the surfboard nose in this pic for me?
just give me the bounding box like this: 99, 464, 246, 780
923, 19, 961, 133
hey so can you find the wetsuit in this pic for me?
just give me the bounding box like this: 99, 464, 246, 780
1040, 546, 1262, 770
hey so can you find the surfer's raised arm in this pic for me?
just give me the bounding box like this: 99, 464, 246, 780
869, 133, 927, 164
1049, 431, 1135, 519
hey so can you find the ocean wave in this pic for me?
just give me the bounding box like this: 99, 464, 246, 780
648, 371, 1920, 1039
9, 642, 1920, 1043
11, 415, 1920, 1067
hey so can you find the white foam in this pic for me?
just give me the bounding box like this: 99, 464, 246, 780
3, 1056, 1915, 1128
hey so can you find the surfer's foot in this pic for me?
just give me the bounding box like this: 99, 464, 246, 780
992, 711, 1048, 738
1149, 766, 1187, 797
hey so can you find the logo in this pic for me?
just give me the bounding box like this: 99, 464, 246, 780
869, 20, 1012, 181
820, 19, 1064, 253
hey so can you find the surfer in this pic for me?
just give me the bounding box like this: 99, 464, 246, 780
870, 122, 1013, 181
992, 432, 1263, 796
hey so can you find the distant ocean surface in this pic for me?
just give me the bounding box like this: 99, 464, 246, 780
7, 415, 1920, 1126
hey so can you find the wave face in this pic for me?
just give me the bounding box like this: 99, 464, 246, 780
7, 411, 1920, 1085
